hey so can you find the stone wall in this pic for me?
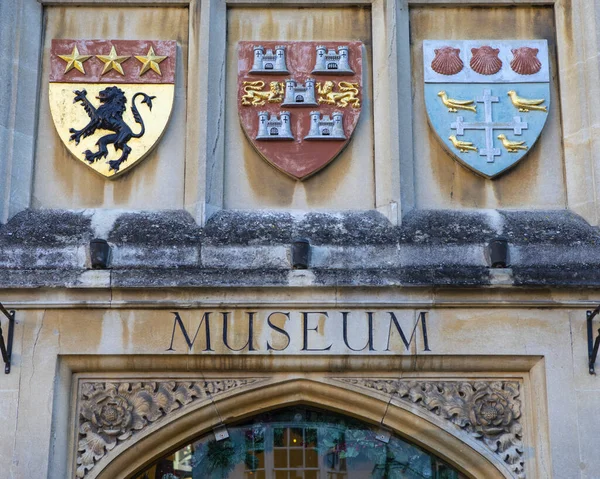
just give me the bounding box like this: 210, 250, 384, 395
1, 1, 600, 479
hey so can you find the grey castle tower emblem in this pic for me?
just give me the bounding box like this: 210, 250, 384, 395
305, 111, 346, 140
238, 41, 362, 179
282, 79, 318, 106
256, 111, 294, 140
312, 46, 354, 74
250, 45, 289, 74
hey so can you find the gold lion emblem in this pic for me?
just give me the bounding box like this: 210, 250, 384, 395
240, 80, 284, 106
316, 81, 360, 108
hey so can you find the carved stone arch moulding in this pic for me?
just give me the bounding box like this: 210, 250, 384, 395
332, 379, 525, 479
75, 377, 518, 479
75, 378, 267, 478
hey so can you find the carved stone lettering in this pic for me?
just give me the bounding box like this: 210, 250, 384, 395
166, 310, 431, 354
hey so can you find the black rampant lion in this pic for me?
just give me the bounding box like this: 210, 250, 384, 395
68, 86, 156, 172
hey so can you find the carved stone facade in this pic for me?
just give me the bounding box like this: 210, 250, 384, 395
76, 379, 263, 478
76, 377, 526, 479
1, 2, 599, 479
336, 379, 525, 479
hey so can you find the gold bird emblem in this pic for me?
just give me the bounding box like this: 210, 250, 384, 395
497, 134, 528, 152
449, 135, 477, 152
437, 91, 476, 113
507, 90, 547, 112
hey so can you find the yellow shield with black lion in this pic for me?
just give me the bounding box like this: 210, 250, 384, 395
49, 39, 176, 179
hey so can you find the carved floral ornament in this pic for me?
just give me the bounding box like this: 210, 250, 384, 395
76, 379, 264, 478
335, 379, 525, 479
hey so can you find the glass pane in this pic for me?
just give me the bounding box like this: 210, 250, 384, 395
306, 449, 318, 468
255, 450, 265, 469
274, 448, 288, 468
289, 449, 304, 468
436, 463, 463, 479
290, 428, 303, 446
132, 407, 467, 479
305, 429, 317, 448
274, 428, 287, 447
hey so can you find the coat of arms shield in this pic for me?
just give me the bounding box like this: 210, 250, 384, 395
49, 39, 176, 179
238, 41, 363, 180
424, 40, 550, 178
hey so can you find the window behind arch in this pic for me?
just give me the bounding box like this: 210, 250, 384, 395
134, 407, 467, 479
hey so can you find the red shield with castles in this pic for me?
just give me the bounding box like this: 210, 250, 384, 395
238, 41, 363, 180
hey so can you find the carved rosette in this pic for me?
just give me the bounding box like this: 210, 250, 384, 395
336, 379, 525, 479
76, 379, 263, 478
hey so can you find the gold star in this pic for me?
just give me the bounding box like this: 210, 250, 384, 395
57, 46, 92, 75
135, 47, 168, 76
96, 46, 130, 76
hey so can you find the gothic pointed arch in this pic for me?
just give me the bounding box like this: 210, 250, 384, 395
75, 378, 519, 479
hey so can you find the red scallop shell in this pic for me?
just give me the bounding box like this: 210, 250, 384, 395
470, 46, 502, 75
510, 47, 542, 75
431, 46, 464, 75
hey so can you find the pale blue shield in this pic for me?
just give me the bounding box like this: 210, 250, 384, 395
424, 40, 550, 178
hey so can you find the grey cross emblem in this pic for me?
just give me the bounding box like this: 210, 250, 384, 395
451, 89, 528, 163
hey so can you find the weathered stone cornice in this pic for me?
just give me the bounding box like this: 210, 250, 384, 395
1, 208, 599, 288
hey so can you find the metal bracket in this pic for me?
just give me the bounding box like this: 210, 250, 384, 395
587, 306, 600, 375
0, 303, 15, 374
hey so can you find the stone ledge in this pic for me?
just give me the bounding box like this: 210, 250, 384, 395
0, 267, 492, 288
1, 264, 600, 288
311, 266, 491, 287
202, 209, 498, 246
110, 268, 290, 288
111, 245, 201, 268
311, 244, 486, 269
0, 209, 92, 246
0, 245, 86, 269
3, 208, 597, 249
108, 210, 202, 246
0, 268, 89, 288
512, 265, 600, 287
0, 208, 598, 288
201, 245, 290, 269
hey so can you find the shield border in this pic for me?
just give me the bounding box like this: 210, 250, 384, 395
49, 39, 176, 180
237, 41, 363, 181
423, 39, 550, 179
